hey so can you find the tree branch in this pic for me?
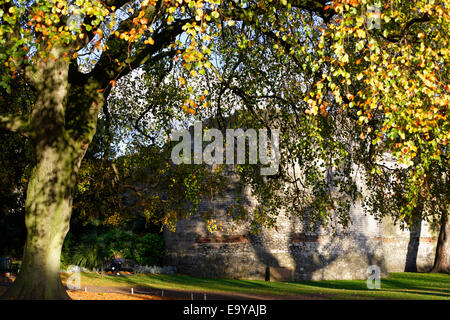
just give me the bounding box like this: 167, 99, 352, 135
221, 0, 334, 23
378, 14, 431, 43
291, 0, 334, 22
97, 17, 193, 83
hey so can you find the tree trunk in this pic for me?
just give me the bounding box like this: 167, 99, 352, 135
1, 48, 102, 299
431, 212, 450, 274
404, 221, 421, 272
1, 147, 76, 299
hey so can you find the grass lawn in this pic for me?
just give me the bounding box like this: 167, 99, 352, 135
63, 272, 450, 300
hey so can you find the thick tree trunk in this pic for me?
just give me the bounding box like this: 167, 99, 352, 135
1, 47, 103, 299
430, 213, 450, 274
2, 147, 76, 299
404, 221, 421, 272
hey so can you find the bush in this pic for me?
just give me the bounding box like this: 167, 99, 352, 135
97, 229, 136, 260
71, 243, 103, 270
61, 229, 165, 269
134, 233, 165, 266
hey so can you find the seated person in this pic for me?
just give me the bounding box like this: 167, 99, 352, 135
111, 254, 124, 275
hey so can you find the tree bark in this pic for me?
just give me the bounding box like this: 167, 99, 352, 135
1, 48, 103, 299
431, 212, 450, 274
1, 148, 77, 299
404, 221, 421, 272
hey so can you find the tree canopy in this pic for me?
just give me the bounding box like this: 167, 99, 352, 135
0, 0, 448, 299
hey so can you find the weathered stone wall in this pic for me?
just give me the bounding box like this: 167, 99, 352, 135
164, 178, 438, 281
164, 119, 438, 280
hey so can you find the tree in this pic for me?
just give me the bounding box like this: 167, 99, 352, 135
1, 0, 336, 299
306, 0, 449, 272
0, 0, 216, 299
0, 0, 447, 300
195, 12, 359, 233
178, 0, 449, 271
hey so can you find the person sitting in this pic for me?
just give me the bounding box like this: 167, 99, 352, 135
111, 254, 124, 275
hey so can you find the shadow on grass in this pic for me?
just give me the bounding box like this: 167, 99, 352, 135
286, 273, 449, 292
84, 273, 292, 295
380, 278, 450, 294
382, 289, 450, 299
287, 280, 367, 291
78, 272, 450, 299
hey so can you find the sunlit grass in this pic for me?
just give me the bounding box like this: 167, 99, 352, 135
61, 272, 450, 300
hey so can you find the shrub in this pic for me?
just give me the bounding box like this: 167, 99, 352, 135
61, 229, 165, 269
70, 243, 103, 270
134, 233, 165, 266
97, 229, 135, 260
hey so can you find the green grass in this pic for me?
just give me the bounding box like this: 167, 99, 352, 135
69, 272, 450, 300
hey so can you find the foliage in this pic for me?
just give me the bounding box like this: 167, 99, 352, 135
0, 75, 34, 257
62, 229, 165, 269
70, 243, 104, 270
72, 138, 228, 231
181, 0, 449, 233
0, 0, 448, 298
97, 229, 136, 260
306, 0, 449, 227
0, 0, 445, 234
188, 3, 360, 233
134, 233, 165, 266
0, 131, 28, 257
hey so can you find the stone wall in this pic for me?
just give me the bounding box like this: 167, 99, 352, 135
164, 119, 438, 280
164, 179, 438, 281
